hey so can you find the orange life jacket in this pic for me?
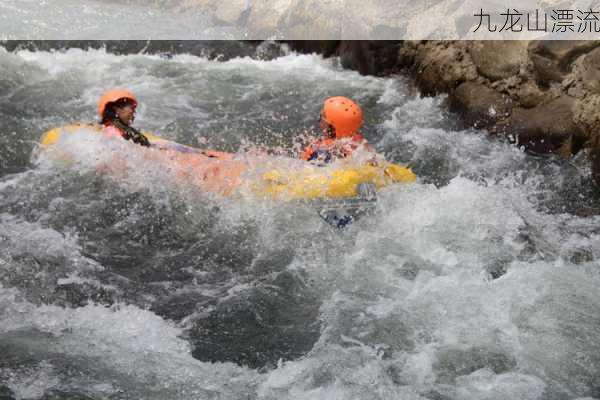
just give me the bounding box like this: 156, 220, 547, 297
102, 123, 125, 139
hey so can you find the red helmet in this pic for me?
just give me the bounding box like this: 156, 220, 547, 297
321, 96, 363, 138
98, 89, 137, 118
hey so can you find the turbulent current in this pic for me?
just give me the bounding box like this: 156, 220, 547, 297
1, 44, 600, 400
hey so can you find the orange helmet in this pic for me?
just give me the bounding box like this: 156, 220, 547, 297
321, 96, 363, 138
98, 89, 137, 119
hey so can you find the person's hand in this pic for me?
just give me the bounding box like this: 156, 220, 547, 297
131, 131, 150, 147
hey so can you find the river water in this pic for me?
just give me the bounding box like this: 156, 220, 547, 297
1, 43, 600, 400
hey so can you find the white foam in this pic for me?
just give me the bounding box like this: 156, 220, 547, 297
450, 369, 546, 400
6, 360, 60, 399
4, 47, 600, 399
0, 286, 259, 395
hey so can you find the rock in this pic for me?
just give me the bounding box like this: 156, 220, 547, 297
368, 41, 403, 75
530, 52, 564, 83
449, 82, 514, 129
566, 82, 587, 99
414, 42, 477, 95
468, 41, 528, 81
500, 96, 584, 155
397, 40, 419, 69
515, 81, 547, 108
530, 41, 600, 68
580, 47, 600, 94
338, 41, 374, 75
572, 95, 600, 163
283, 40, 340, 57
572, 95, 600, 137
529, 40, 600, 84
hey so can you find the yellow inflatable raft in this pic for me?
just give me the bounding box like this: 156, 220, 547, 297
40, 124, 416, 200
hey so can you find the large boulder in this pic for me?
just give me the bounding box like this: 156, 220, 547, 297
413, 42, 478, 95
449, 82, 514, 129
574, 94, 600, 126
500, 97, 584, 155
468, 41, 528, 81
337, 41, 401, 76
579, 47, 600, 94
338, 41, 375, 76
513, 81, 548, 109
396, 40, 420, 69
529, 41, 600, 84
530, 41, 600, 68
574, 96, 600, 182
367, 41, 404, 75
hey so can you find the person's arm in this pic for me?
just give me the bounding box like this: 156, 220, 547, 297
122, 126, 150, 147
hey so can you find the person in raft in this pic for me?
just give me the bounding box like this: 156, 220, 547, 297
301, 96, 373, 163
97, 89, 150, 147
